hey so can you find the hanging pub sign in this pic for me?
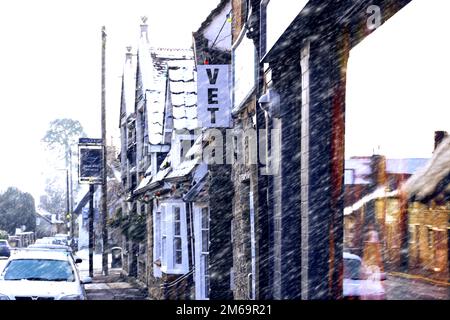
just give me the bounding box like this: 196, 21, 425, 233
197, 64, 231, 128
78, 138, 103, 185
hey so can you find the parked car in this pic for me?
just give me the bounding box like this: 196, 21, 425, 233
343, 252, 386, 300
34, 238, 54, 245
0, 240, 10, 258
27, 244, 83, 264
0, 249, 92, 300
53, 234, 69, 246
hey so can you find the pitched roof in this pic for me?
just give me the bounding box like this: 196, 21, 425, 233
344, 187, 399, 216
402, 136, 450, 201
194, 0, 231, 44
166, 59, 198, 131
344, 157, 429, 185
137, 23, 195, 145
120, 49, 137, 125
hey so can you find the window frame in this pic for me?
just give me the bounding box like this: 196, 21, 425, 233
159, 200, 189, 275
153, 202, 162, 278
194, 203, 210, 300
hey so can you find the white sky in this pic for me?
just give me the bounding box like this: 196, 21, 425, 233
0, 0, 220, 202
346, 0, 450, 159
0, 0, 449, 203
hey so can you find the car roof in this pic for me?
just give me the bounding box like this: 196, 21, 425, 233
8, 249, 72, 261
28, 244, 71, 250
343, 252, 362, 261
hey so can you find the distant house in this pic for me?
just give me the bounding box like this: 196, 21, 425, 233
344, 132, 449, 282
343, 155, 429, 263
401, 132, 450, 281
35, 208, 56, 238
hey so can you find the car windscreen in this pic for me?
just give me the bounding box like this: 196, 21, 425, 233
0, 241, 8, 246
2, 259, 75, 282
344, 258, 362, 280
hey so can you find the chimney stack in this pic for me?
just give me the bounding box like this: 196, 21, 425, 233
371, 154, 387, 188
140, 16, 149, 41
125, 46, 132, 61
434, 131, 448, 150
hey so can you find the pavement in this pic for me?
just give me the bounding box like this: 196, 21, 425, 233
385, 273, 449, 300
75, 249, 149, 300
83, 268, 149, 300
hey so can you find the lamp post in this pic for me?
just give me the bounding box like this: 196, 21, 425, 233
101, 26, 109, 276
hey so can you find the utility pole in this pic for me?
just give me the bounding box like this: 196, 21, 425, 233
89, 184, 94, 278
101, 26, 109, 276
65, 169, 70, 234
69, 149, 75, 246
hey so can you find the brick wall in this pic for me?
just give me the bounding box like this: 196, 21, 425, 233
232, 0, 245, 43
231, 101, 259, 299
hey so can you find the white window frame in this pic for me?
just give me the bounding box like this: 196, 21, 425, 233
153, 202, 162, 278
194, 203, 210, 300
159, 200, 189, 274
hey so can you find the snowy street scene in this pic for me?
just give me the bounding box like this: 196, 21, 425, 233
0, 0, 450, 306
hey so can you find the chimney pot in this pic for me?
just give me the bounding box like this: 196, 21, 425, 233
140, 16, 149, 41
125, 46, 133, 61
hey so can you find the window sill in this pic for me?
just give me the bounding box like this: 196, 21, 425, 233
161, 265, 188, 275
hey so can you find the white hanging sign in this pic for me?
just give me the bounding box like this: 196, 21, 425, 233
197, 65, 231, 128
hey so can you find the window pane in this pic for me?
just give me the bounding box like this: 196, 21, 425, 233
202, 230, 209, 253
162, 237, 166, 264
174, 221, 180, 236
155, 212, 161, 258
201, 207, 209, 229
174, 236, 182, 265
175, 248, 182, 265
174, 206, 180, 221
201, 254, 209, 298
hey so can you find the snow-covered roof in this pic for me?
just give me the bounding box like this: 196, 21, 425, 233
166, 59, 198, 131
137, 23, 196, 144
402, 136, 450, 201
185, 133, 204, 159
344, 157, 429, 185
120, 49, 137, 124
136, 175, 152, 193
194, 0, 232, 52
35, 208, 52, 218
166, 158, 200, 181
344, 187, 399, 216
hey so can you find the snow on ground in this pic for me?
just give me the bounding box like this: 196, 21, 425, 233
75, 249, 112, 277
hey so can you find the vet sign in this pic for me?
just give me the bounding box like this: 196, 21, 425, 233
78, 138, 103, 184
197, 65, 231, 128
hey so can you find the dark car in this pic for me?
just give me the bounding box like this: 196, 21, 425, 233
0, 240, 11, 258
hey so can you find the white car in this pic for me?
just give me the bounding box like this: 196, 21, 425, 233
343, 252, 386, 300
0, 249, 92, 300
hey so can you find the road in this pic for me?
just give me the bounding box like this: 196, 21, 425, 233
2, 255, 448, 300
385, 275, 449, 300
